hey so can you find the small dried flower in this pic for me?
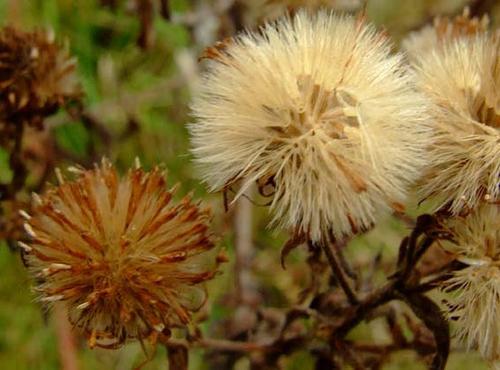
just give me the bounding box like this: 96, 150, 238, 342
414, 33, 499, 214
0, 26, 80, 134
22, 160, 219, 348
441, 204, 500, 366
190, 11, 431, 241
403, 7, 490, 59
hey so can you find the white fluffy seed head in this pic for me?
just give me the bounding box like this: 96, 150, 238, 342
190, 11, 432, 241
414, 33, 499, 215
403, 7, 490, 60
441, 205, 500, 364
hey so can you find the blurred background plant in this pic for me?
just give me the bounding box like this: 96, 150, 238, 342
0, 0, 498, 369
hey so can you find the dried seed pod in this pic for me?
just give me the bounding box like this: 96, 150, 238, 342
440, 204, 500, 367
414, 32, 499, 214
0, 26, 80, 134
190, 11, 432, 241
22, 160, 221, 348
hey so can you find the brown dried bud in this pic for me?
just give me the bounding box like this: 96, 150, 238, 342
22, 160, 220, 348
0, 26, 80, 134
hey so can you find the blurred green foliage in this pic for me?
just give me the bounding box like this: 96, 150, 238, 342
0, 0, 497, 369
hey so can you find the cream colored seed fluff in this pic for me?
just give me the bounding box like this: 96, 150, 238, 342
190, 11, 432, 241
403, 7, 490, 60
414, 34, 499, 214
442, 205, 500, 367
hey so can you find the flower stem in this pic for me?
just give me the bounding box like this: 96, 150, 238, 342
320, 241, 359, 305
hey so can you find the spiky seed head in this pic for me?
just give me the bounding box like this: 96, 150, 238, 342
0, 26, 80, 135
440, 204, 500, 365
414, 33, 499, 214
190, 11, 432, 241
403, 7, 490, 59
22, 160, 220, 348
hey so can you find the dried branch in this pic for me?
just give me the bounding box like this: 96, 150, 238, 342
319, 240, 359, 305
167, 342, 188, 370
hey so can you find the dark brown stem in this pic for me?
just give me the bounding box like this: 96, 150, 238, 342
331, 239, 357, 280
333, 281, 396, 338
469, 0, 498, 16
136, 0, 154, 49
159, 0, 170, 20
321, 241, 359, 305
166, 342, 188, 370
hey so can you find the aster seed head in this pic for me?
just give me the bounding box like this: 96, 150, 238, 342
414, 32, 500, 214
190, 11, 432, 241
22, 160, 220, 348
403, 7, 490, 59
440, 204, 500, 366
0, 26, 80, 135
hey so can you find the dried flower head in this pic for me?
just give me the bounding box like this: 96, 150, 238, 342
441, 204, 500, 366
22, 160, 220, 348
403, 7, 490, 59
190, 11, 431, 241
0, 26, 80, 134
414, 33, 499, 214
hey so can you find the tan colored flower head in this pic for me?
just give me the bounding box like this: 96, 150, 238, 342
414, 33, 499, 214
21, 160, 219, 348
0, 26, 80, 132
403, 7, 490, 59
441, 204, 500, 365
190, 11, 432, 241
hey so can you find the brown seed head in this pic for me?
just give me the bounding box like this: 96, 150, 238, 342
0, 26, 80, 134
22, 160, 219, 348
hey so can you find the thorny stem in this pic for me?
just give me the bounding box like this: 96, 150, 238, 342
320, 241, 359, 305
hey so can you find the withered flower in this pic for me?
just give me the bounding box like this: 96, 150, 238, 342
190, 11, 432, 241
414, 33, 499, 214
403, 7, 490, 58
441, 204, 500, 367
0, 26, 80, 135
21, 160, 220, 348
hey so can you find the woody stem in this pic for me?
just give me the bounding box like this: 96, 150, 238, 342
320, 241, 359, 305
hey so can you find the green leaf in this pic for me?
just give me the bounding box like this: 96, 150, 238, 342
53, 121, 89, 158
